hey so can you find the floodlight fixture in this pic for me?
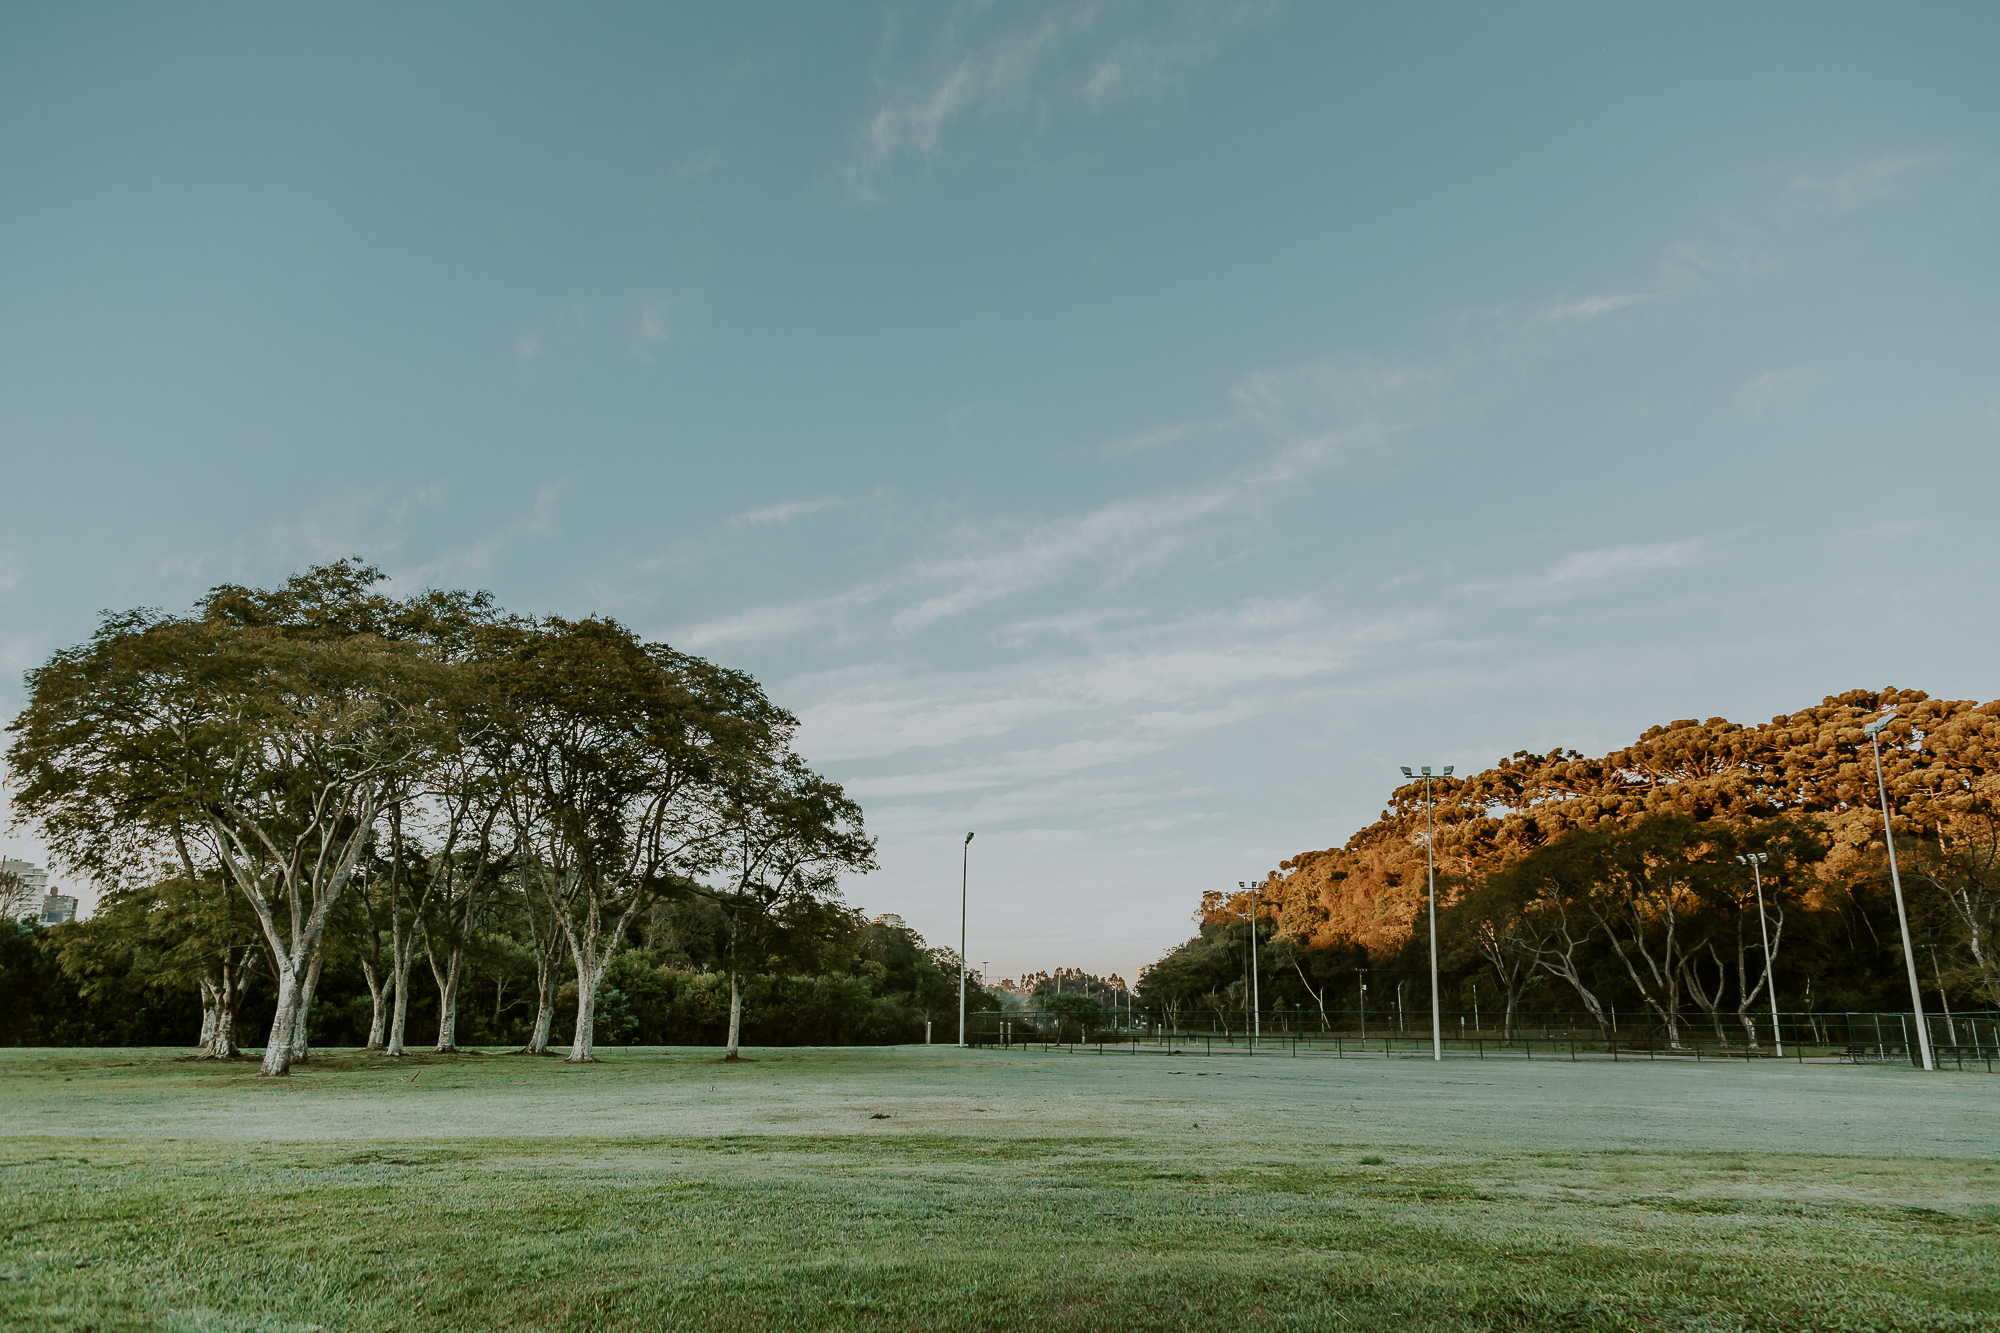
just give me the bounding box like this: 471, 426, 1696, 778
1398, 764, 1450, 1061
1400, 767, 1413, 777
958, 832, 974, 1048
1237, 880, 1262, 1050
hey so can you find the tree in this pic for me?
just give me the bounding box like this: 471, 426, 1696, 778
8, 608, 449, 1074
484, 617, 791, 1063
55, 873, 263, 1055
1444, 875, 1531, 1042
1913, 797, 2000, 1008
1044, 992, 1103, 1043
686, 752, 875, 1060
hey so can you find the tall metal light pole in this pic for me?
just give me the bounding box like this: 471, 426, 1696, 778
1864, 709, 1933, 1070
1237, 880, 1262, 1050
1399, 764, 1452, 1061
1735, 852, 1783, 1057
958, 831, 974, 1048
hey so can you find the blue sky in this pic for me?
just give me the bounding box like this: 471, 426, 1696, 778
3, 2, 1996, 982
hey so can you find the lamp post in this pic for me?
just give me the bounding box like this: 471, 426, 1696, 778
959, 831, 974, 1048
1864, 708, 1933, 1071
1735, 852, 1783, 1057
1398, 764, 1452, 1061
1238, 880, 1262, 1050
1355, 969, 1368, 1039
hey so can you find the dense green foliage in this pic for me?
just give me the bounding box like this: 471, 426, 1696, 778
1, 908, 998, 1051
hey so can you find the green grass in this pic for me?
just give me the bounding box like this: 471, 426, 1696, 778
2, 1046, 1996, 1330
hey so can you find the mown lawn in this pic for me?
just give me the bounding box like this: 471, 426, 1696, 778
2, 1046, 1995, 1330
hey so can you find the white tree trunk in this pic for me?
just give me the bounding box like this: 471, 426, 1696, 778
568, 974, 598, 1062
526, 994, 555, 1054
725, 969, 742, 1060
261, 964, 303, 1076
431, 940, 466, 1052
198, 978, 219, 1050
290, 949, 322, 1063
386, 959, 413, 1057
362, 958, 387, 1050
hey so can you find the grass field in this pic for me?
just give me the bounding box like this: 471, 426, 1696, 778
2, 1045, 1996, 1331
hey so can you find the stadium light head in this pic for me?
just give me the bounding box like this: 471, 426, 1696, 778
1443, 766, 1454, 776
1400, 766, 1412, 777
1420, 766, 1431, 776
964, 831, 974, 844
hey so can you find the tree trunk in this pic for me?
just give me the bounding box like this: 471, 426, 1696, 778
568, 974, 598, 1062
205, 950, 246, 1059
526, 992, 555, 1055
430, 939, 466, 1053
1502, 984, 1519, 1044
290, 948, 322, 1063
384, 926, 420, 1057
261, 964, 303, 1076
725, 968, 743, 1060
1681, 946, 1731, 1046
210, 982, 239, 1058
199, 978, 219, 1050
362, 958, 387, 1051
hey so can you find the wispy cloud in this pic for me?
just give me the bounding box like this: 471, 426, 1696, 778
1735, 366, 1810, 416
842, 3, 1263, 203
1537, 291, 1658, 324
1460, 541, 1703, 605
1546, 541, 1701, 585
1777, 154, 1938, 223
732, 497, 849, 527
678, 353, 1440, 652
845, 737, 1167, 797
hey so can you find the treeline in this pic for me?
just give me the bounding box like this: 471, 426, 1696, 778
1, 907, 990, 1050
3, 560, 990, 1068
1141, 688, 2000, 1048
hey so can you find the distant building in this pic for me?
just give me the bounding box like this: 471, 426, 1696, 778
871, 913, 908, 930
3, 859, 50, 921
3, 859, 49, 895
39, 893, 79, 926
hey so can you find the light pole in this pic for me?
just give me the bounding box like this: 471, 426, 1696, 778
959, 831, 974, 1048
1399, 764, 1452, 1061
1238, 880, 1262, 1050
1735, 852, 1783, 1057
1864, 708, 1933, 1071
1355, 969, 1368, 1039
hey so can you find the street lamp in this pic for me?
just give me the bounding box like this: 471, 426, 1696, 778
1863, 709, 1933, 1070
959, 832, 974, 1048
1398, 764, 1452, 1061
1238, 880, 1262, 1051
1734, 852, 1783, 1057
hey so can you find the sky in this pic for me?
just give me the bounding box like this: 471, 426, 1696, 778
2, 2, 1997, 983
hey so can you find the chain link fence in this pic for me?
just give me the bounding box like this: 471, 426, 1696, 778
962, 1007, 2000, 1070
